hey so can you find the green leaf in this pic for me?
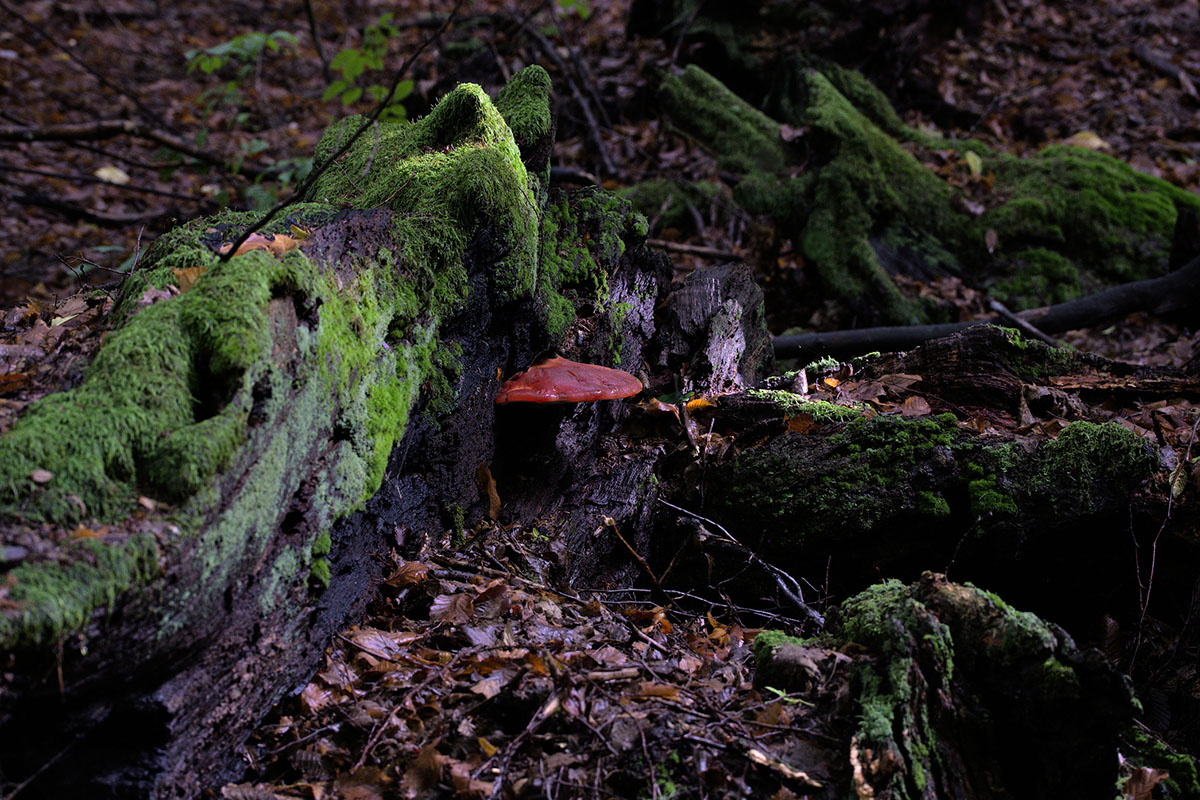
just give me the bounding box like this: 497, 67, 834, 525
322, 79, 348, 102
341, 86, 363, 105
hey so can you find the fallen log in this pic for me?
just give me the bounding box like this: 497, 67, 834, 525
0, 66, 668, 798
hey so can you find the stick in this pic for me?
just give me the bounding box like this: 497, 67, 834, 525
773, 253, 1200, 359
0, 120, 265, 179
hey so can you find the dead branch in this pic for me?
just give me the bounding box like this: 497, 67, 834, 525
773, 253, 1200, 359
0, 120, 266, 179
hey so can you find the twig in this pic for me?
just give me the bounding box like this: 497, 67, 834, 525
600, 516, 663, 596
1131, 412, 1200, 668
515, 15, 616, 176
218, 1, 466, 262
670, 0, 706, 67
773, 252, 1200, 358
987, 298, 1058, 346
657, 498, 825, 627
303, 0, 332, 81
0, 163, 205, 202
2, 182, 166, 225
0, 0, 179, 135
646, 238, 738, 261
0, 120, 266, 179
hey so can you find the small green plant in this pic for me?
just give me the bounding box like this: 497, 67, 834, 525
556, 0, 591, 18
323, 13, 413, 122
185, 30, 298, 124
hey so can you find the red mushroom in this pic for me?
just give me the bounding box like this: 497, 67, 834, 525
495, 356, 643, 404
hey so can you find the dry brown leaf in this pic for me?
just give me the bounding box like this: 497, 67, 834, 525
900, 396, 932, 417
219, 232, 300, 258
633, 682, 681, 700
403, 746, 448, 793
385, 560, 431, 587
299, 681, 336, 713
1122, 766, 1169, 800
430, 592, 475, 624
786, 412, 816, 434
347, 628, 423, 659
476, 462, 501, 520
173, 266, 207, 292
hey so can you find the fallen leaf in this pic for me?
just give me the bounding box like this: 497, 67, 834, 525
430, 593, 475, 624
173, 266, 207, 292
780, 124, 807, 143
218, 232, 300, 258
94, 165, 131, 184
476, 462, 500, 520
1063, 130, 1110, 150
385, 560, 431, 587
1123, 766, 1169, 800
347, 628, 423, 659
900, 396, 932, 417
963, 150, 984, 176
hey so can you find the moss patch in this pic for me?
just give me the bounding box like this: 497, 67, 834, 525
658, 64, 1200, 323
0, 71, 554, 650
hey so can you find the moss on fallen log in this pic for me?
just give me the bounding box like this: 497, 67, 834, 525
657, 64, 1200, 325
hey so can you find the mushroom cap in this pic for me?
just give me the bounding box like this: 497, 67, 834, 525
495, 356, 643, 404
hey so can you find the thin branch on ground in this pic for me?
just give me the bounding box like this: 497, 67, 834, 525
0, 0, 181, 135
0, 120, 266, 179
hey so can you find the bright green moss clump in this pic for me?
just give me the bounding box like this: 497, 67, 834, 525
658, 64, 1200, 323
0, 69, 556, 650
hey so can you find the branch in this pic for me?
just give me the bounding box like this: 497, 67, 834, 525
217, 1, 466, 262
0, 163, 206, 203
0, 120, 266, 179
0, 0, 180, 135
772, 253, 1200, 359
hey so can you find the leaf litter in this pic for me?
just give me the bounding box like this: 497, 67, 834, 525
238, 542, 850, 799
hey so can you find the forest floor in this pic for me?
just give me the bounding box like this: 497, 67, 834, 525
3, 1, 1200, 798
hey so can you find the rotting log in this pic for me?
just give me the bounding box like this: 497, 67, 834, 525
645, 62, 1200, 328
0, 66, 669, 798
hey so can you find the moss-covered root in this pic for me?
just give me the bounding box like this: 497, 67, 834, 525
837, 573, 1135, 799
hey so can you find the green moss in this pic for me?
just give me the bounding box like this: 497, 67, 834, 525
308, 558, 331, 588
744, 389, 864, 422
839, 579, 954, 779
751, 629, 811, 669
985, 145, 1200, 285
618, 179, 727, 234
988, 249, 1081, 310
536, 187, 646, 346
0, 74, 552, 650
1025, 421, 1156, 513
658, 64, 787, 175
968, 474, 1018, 517
659, 65, 1200, 323
311, 529, 332, 557
0, 533, 159, 649
492, 65, 554, 205
1122, 727, 1200, 799
308, 81, 539, 305
917, 491, 950, 517
722, 413, 961, 541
